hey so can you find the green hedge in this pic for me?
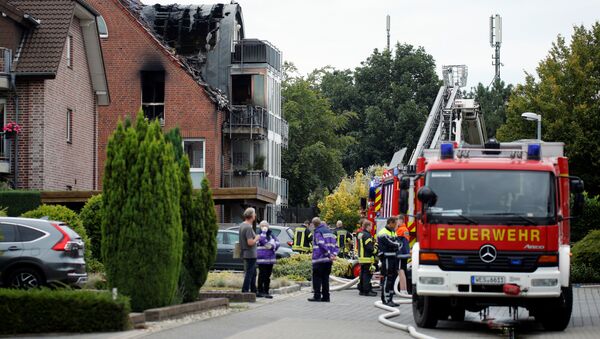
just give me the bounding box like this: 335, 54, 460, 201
571, 230, 600, 283
571, 193, 600, 243
0, 289, 130, 334
273, 254, 353, 280
0, 190, 41, 216
79, 194, 103, 263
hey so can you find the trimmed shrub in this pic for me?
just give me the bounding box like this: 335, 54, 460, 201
102, 115, 182, 311
79, 194, 103, 263
0, 289, 130, 334
273, 254, 313, 280
0, 190, 41, 216
332, 258, 353, 278
571, 229, 600, 283
22, 205, 91, 263
571, 193, 600, 243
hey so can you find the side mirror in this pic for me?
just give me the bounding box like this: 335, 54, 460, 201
417, 186, 437, 207
570, 177, 584, 194
572, 193, 584, 217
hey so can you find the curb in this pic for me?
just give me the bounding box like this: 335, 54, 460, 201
198, 291, 256, 303
270, 284, 301, 295
144, 298, 229, 322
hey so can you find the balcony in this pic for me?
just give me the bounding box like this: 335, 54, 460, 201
223, 105, 288, 145
0, 48, 12, 90
222, 170, 288, 205
231, 39, 281, 72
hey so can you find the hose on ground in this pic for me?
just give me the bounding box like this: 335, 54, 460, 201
329, 276, 359, 291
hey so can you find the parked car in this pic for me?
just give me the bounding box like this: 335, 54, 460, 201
0, 217, 87, 288
212, 226, 297, 271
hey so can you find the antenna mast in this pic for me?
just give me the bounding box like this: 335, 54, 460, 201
489, 14, 502, 82
386, 15, 391, 50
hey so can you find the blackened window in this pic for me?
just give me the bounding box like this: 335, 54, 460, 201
0, 223, 17, 242
141, 71, 165, 124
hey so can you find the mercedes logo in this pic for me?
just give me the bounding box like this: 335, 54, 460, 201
479, 244, 497, 263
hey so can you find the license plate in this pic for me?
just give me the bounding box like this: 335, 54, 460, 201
471, 275, 505, 285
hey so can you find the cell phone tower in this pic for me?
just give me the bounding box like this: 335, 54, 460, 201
490, 14, 502, 82
386, 14, 391, 50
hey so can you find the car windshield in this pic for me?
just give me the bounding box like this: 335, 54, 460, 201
426, 170, 556, 225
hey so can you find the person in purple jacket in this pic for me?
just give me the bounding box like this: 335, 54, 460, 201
308, 217, 339, 302
256, 220, 280, 299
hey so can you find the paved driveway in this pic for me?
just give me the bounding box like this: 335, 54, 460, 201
142, 285, 600, 339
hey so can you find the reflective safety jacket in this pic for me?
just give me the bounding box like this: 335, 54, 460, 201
357, 230, 375, 264
292, 225, 312, 253
312, 224, 339, 264
334, 228, 349, 254
377, 227, 400, 257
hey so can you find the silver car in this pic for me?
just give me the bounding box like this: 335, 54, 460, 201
0, 217, 87, 288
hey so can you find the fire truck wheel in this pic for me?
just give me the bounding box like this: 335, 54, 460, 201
412, 291, 439, 328
535, 285, 573, 331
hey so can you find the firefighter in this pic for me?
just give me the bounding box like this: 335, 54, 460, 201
333, 220, 349, 258
396, 215, 411, 295
292, 220, 312, 253
357, 220, 377, 296
377, 216, 401, 307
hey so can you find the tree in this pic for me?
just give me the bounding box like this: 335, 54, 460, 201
102, 114, 182, 311
312, 44, 440, 172
282, 73, 354, 206
79, 194, 103, 264
467, 80, 513, 138
194, 178, 218, 287
318, 170, 370, 232
497, 23, 600, 193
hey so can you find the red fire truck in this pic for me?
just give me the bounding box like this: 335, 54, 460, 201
410, 141, 584, 331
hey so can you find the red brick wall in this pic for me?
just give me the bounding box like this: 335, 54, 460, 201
89, 0, 223, 189
42, 17, 97, 190
3, 17, 97, 190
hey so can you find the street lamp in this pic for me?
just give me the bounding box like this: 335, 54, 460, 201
521, 112, 542, 140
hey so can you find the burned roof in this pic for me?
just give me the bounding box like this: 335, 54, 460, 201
116, 1, 237, 109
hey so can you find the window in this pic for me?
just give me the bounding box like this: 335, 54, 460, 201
141, 71, 165, 124
224, 232, 239, 245
0, 223, 17, 242
18, 226, 45, 242
66, 109, 73, 143
0, 99, 5, 158
66, 35, 73, 68
97, 16, 108, 38
216, 231, 224, 245
183, 139, 205, 188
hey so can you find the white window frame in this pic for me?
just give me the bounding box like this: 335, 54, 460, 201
183, 139, 205, 173
66, 109, 73, 143
66, 35, 73, 68
97, 16, 109, 38
0, 99, 6, 157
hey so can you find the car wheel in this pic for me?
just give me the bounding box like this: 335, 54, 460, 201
535, 285, 573, 331
8, 267, 44, 289
412, 288, 439, 328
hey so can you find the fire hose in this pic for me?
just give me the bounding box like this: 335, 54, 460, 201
328, 275, 438, 339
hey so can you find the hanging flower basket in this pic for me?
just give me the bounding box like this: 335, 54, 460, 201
3, 122, 22, 139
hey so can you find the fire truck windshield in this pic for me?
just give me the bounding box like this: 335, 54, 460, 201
425, 170, 556, 225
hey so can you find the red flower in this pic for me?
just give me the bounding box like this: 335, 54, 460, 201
3, 122, 22, 134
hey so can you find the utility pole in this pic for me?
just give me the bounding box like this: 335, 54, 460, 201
386, 14, 391, 50
489, 14, 502, 82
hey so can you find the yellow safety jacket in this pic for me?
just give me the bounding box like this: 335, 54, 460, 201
292, 226, 312, 253
357, 230, 375, 264
334, 228, 349, 254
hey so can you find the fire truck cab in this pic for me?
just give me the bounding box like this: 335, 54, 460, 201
411, 140, 585, 331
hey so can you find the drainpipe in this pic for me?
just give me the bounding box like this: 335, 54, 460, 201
10, 73, 18, 189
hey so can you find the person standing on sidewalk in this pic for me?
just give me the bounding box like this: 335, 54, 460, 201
357, 220, 377, 297
257, 220, 280, 299
239, 207, 260, 294
333, 220, 349, 258
308, 217, 339, 302
396, 215, 411, 295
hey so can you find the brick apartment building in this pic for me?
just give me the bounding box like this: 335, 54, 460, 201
0, 0, 109, 190
90, 0, 288, 223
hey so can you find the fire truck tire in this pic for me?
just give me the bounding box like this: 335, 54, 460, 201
535, 285, 573, 331
412, 289, 439, 328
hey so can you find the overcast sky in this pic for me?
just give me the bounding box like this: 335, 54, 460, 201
151, 0, 600, 89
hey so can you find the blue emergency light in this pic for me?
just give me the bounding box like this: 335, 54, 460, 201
440, 143, 454, 159
527, 143, 541, 160
453, 257, 466, 265
510, 258, 523, 266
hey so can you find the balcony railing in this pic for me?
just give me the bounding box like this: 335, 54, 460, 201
222, 170, 288, 205
231, 39, 281, 72
225, 105, 288, 145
